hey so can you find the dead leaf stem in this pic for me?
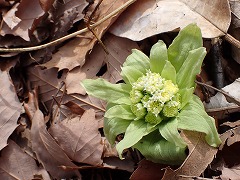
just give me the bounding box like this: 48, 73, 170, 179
0, 0, 137, 53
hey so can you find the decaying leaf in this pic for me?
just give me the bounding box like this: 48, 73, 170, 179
130, 160, 167, 180
27, 66, 105, 117
110, 0, 231, 40
221, 165, 240, 180
0, 140, 51, 180
162, 131, 218, 180
220, 126, 240, 150
49, 109, 103, 165
42, 0, 132, 70
0, 71, 22, 150
31, 109, 81, 179
1, 0, 54, 41
50, 0, 89, 39
205, 78, 240, 114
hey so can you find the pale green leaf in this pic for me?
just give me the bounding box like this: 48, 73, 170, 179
168, 24, 203, 72
179, 87, 194, 109
134, 131, 187, 165
104, 117, 131, 145
177, 95, 221, 147
123, 49, 150, 69
116, 120, 157, 159
161, 61, 176, 83
150, 40, 168, 73
105, 104, 135, 120
176, 47, 206, 89
121, 65, 144, 84
159, 118, 187, 148
81, 78, 131, 105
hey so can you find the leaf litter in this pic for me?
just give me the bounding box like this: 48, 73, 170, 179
0, 0, 240, 179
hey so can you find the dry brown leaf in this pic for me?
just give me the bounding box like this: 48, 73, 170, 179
31, 109, 81, 179
1, 0, 53, 41
162, 131, 218, 180
130, 159, 167, 180
65, 33, 138, 95
100, 33, 139, 83
219, 126, 240, 150
27, 66, 66, 107
49, 109, 103, 166
0, 71, 22, 151
42, 0, 132, 71
221, 165, 240, 180
65, 54, 104, 95
0, 140, 51, 180
110, 0, 231, 40
50, 0, 89, 39
27, 66, 105, 116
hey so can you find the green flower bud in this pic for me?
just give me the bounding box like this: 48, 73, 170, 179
145, 112, 162, 124
163, 101, 180, 117
130, 89, 144, 103
131, 103, 147, 119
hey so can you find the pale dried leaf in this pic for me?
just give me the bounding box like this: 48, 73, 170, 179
2, 3, 21, 29
220, 126, 240, 150
162, 131, 218, 180
110, 0, 231, 40
0, 71, 22, 150
1, 0, 53, 41
205, 78, 240, 112
49, 109, 103, 166
42, 0, 131, 70
221, 165, 240, 180
0, 140, 51, 180
31, 109, 81, 179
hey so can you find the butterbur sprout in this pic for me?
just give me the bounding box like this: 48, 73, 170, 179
81, 24, 221, 165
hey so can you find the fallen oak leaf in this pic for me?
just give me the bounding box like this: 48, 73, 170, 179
110, 0, 231, 40
65, 33, 139, 95
42, 0, 134, 71
31, 109, 81, 179
49, 109, 103, 166
0, 140, 51, 180
162, 131, 218, 180
0, 70, 22, 151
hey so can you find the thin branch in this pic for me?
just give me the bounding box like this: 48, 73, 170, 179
0, 0, 137, 53
195, 80, 240, 106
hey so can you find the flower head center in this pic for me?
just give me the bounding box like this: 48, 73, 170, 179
130, 70, 181, 124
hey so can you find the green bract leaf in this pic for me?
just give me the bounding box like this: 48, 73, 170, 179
150, 40, 168, 73
161, 60, 176, 83
134, 131, 187, 165
179, 87, 194, 109
121, 65, 144, 84
105, 104, 135, 120
104, 117, 131, 145
177, 95, 221, 147
168, 24, 203, 72
159, 118, 187, 148
176, 47, 206, 89
81, 78, 131, 105
116, 120, 157, 159
123, 49, 150, 69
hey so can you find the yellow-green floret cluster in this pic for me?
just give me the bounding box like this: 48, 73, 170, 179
130, 70, 181, 124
